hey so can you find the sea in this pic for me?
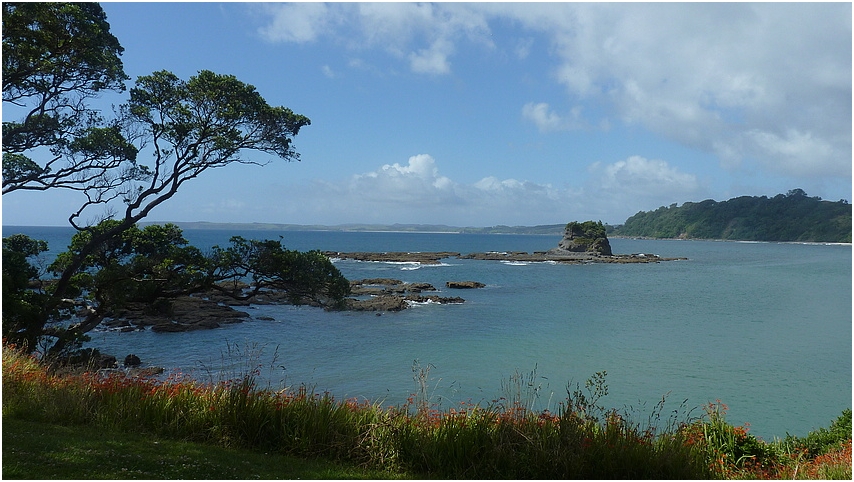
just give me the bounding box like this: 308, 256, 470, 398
5, 225, 852, 441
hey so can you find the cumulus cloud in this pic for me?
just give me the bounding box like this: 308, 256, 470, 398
347, 154, 458, 205
267, 154, 703, 226
502, 3, 851, 178
522, 102, 587, 132
584, 156, 706, 218
595, 156, 700, 196
256, 2, 491, 76
257, 2, 333, 43
743, 129, 846, 178
409, 38, 453, 75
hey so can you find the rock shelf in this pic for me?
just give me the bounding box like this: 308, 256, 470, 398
323, 251, 460, 265
329, 250, 686, 264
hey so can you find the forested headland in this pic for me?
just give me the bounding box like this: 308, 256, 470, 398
613, 189, 852, 243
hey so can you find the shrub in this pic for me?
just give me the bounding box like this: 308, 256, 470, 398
785, 409, 852, 458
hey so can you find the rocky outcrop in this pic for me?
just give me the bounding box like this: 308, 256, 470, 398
446, 281, 485, 289
405, 294, 465, 304
350, 279, 438, 296
323, 251, 459, 264
345, 294, 465, 312
123, 354, 141, 367
323, 225, 690, 268
107, 295, 250, 333
346, 278, 467, 311
554, 221, 612, 255
345, 295, 410, 312
460, 252, 557, 261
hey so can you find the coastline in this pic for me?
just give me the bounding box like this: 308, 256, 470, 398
5, 224, 851, 246
610, 235, 852, 246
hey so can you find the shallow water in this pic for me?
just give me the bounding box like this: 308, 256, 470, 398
6, 226, 852, 439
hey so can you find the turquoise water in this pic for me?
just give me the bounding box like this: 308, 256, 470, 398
5, 226, 852, 440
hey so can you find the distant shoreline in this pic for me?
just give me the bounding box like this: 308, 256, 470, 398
4, 223, 851, 246
3, 221, 566, 236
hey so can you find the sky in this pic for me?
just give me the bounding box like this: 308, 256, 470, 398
3, 2, 852, 227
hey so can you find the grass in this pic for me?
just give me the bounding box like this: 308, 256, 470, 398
3, 343, 850, 479
2, 418, 402, 479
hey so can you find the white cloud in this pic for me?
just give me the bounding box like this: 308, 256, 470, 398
514, 37, 534, 60
522, 102, 586, 132
744, 129, 846, 178
257, 3, 491, 76
257, 3, 332, 43
262, 154, 704, 226
502, 3, 851, 178
597, 156, 700, 195
409, 38, 453, 75
522, 102, 563, 132
583, 156, 705, 219
347, 154, 458, 205
253, 3, 850, 196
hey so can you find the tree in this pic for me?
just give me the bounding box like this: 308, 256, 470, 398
210, 237, 351, 308
41, 222, 209, 353
31, 223, 349, 355
786, 188, 808, 198
2, 2, 141, 196
2, 234, 52, 351
615, 190, 852, 242
29, 70, 310, 355
2, 3, 315, 356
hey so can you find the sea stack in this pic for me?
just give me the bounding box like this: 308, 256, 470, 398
555, 221, 612, 256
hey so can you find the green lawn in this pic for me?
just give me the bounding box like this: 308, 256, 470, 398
2, 418, 407, 480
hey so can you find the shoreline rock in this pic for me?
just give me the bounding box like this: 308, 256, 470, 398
446, 281, 486, 289
347, 278, 468, 311
110, 296, 251, 333
323, 251, 459, 265
329, 250, 686, 264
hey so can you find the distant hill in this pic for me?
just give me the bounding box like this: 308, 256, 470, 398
149, 221, 568, 236
613, 189, 852, 243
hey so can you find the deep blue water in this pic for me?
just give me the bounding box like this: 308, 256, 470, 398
4, 225, 852, 440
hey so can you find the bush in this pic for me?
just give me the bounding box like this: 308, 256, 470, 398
786, 409, 852, 458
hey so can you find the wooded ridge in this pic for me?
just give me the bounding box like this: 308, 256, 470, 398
148, 189, 852, 243
612, 189, 851, 243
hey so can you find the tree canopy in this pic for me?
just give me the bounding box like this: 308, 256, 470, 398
8, 222, 348, 355
614, 190, 852, 243
2, 2, 137, 195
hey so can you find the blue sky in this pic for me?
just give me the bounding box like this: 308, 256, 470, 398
3, 2, 851, 227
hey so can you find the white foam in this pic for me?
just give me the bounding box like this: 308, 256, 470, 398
401, 262, 453, 270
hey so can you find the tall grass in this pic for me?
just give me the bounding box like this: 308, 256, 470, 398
3, 343, 849, 479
